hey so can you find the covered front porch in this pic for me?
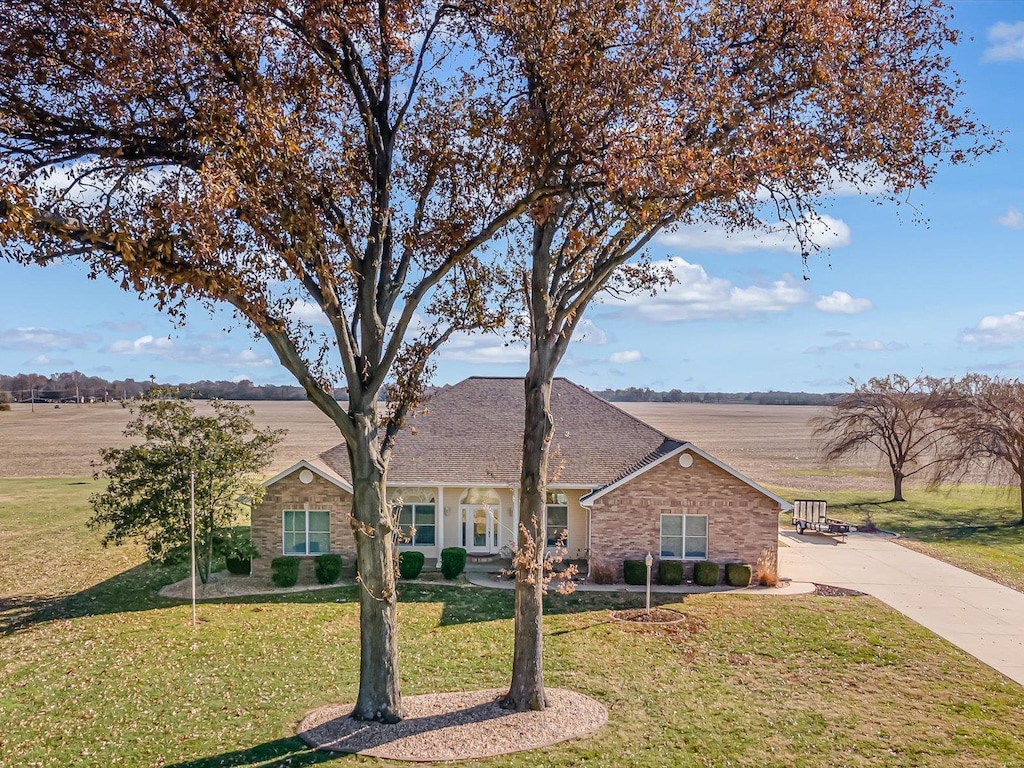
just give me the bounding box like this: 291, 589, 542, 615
387, 484, 592, 569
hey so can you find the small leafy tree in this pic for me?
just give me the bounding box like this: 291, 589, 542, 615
813, 375, 952, 502
89, 390, 283, 582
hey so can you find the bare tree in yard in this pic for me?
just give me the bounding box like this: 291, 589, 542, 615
0, 1, 542, 722
488, 0, 991, 710
941, 375, 1024, 525
814, 375, 953, 502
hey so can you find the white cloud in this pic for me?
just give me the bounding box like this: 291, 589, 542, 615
960, 311, 1024, 348
573, 319, 608, 345
101, 334, 276, 369
814, 291, 874, 315
983, 21, 1024, 63
617, 259, 809, 322
609, 350, 642, 364
289, 300, 332, 328
21, 354, 73, 367
805, 339, 908, 354
657, 215, 851, 254
0, 326, 97, 351
103, 334, 174, 355
998, 206, 1024, 229
438, 331, 528, 364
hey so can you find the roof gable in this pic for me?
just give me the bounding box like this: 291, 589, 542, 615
579, 443, 792, 510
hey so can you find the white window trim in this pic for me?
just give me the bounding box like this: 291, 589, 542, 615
658, 513, 709, 561
281, 509, 330, 556
545, 503, 569, 548
396, 502, 437, 548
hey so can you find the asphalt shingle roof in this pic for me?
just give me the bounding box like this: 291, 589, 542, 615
319, 377, 682, 487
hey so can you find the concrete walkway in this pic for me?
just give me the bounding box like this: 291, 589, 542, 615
780, 530, 1024, 687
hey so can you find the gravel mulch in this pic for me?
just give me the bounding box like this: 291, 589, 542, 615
297, 688, 607, 762
813, 583, 866, 597
609, 607, 688, 624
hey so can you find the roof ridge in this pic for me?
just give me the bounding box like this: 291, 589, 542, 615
559, 378, 681, 443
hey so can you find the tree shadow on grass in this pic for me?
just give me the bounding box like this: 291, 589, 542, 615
162, 736, 343, 768
2, 561, 679, 636
0, 560, 185, 636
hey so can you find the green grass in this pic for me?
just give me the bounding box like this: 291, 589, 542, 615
773, 484, 1024, 592
4, 478, 1024, 767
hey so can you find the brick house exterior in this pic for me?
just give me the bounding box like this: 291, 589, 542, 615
587, 449, 780, 579
250, 463, 355, 580
251, 377, 789, 583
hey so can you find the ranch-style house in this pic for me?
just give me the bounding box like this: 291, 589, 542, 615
251, 377, 790, 582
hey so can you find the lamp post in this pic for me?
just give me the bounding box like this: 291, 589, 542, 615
644, 551, 653, 615
190, 467, 197, 627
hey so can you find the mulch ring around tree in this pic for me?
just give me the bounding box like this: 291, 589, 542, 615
297, 688, 607, 762
609, 607, 690, 625
813, 583, 867, 597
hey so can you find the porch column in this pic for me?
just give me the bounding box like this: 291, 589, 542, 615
512, 486, 520, 550
436, 486, 445, 568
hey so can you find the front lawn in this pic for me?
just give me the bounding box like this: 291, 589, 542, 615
773, 484, 1024, 593
3, 478, 1024, 767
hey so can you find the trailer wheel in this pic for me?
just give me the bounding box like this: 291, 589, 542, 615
797, 522, 806, 534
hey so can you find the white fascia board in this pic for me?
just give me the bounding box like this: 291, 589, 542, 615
261, 460, 353, 494
579, 443, 792, 511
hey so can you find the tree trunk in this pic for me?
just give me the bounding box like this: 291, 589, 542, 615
891, 469, 905, 502
502, 366, 553, 711
347, 416, 403, 722
1018, 471, 1024, 526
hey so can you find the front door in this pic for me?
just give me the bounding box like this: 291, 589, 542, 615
460, 504, 498, 553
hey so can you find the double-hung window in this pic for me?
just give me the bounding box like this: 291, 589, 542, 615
545, 491, 569, 548
283, 509, 330, 555
397, 503, 436, 546
660, 514, 708, 560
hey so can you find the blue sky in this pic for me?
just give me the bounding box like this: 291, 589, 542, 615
2, 1, 1023, 393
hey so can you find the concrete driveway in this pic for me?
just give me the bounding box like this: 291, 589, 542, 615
780, 530, 1024, 687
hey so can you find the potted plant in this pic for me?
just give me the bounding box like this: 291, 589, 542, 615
222, 531, 259, 576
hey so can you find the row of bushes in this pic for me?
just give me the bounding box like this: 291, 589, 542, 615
623, 559, 752, 587
400, 547, 467, 579
270, 554, 343, 587
269, 547, 471, 588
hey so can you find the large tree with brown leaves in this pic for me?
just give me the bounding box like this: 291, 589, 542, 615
486, 0, 991, 710
0, 0, 544, 722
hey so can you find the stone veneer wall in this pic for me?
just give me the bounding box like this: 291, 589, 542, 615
250, 468, 356, 581
589, 451, 779, 583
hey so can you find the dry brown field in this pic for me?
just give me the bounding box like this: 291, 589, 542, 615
0, 399, 886, 492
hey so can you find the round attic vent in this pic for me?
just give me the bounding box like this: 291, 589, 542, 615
299, 469, 315, 484
678, 453, 693, 469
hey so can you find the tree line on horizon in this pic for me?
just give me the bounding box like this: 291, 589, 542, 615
1, 370, 847, 406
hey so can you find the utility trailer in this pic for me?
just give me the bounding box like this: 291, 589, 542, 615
791, 499, 852, 542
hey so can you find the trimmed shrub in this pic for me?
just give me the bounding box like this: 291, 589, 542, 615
658, 560, 684, 586
271, 556, 300, 588
725, 563, 752, 587
590, 563, 615, 584
225, 557, 252, 576
440, 547, 467, 579
314, 554, 343, 584
623, 559, 647, 585
692, 561, 720, 586
399, 551, 426, 580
